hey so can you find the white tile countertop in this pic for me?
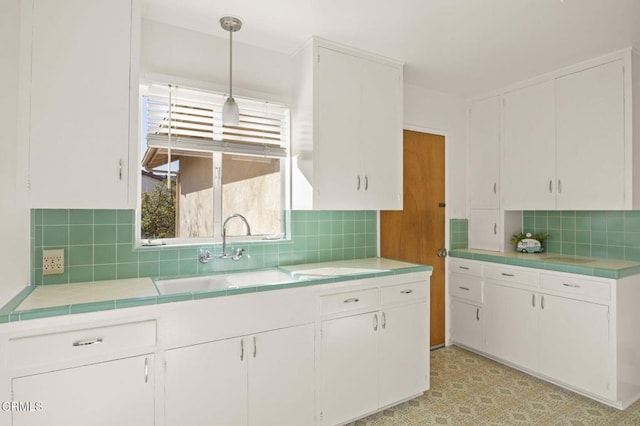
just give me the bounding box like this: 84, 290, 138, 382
15, 278, 158, 311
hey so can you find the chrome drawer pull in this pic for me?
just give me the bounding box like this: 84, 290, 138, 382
501, 273, 515, 277
381, 312, 386, 329
240, 339, 244, 361
344, 298, 360, 303
73, 338, 103, 347
144, 357, 149, 383
532, 293, 535, 308
400, 289, 413, 294
458, 266, 470, 270
459, 286, 470, 291
476, 308, 480, 321
562, 283, 581, 288
373, 313, 379, 331
253, 336, 257, 358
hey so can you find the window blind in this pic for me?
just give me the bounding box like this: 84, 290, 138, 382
143, 83, 289, 159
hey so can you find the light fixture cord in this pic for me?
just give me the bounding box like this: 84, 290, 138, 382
229, 28, 233, 99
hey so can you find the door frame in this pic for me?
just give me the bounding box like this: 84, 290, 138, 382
377, 123, 452, 347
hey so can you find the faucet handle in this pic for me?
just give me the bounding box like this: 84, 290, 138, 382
231, 248, 245, 261
199, 249, 212, 264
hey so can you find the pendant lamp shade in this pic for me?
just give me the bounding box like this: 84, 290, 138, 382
220, 16, 242, 127
223, 96, 239, 126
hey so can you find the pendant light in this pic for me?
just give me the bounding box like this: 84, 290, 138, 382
220, 16, 242, 126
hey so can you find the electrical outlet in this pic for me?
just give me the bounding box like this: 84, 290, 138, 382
43, 249, 64, 275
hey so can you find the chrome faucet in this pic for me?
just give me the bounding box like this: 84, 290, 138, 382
198, 213, 251, 263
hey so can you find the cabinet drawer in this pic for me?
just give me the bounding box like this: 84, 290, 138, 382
540, 273, 610, 301
484, 265, 539, 287
321, 288, 378, 315
381, 281, 427, 305
450, 260, 481, 277
8, 320, 157, 370
450, 274, 482, 303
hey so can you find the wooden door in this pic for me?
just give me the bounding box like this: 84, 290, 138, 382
380, 130, 445, 347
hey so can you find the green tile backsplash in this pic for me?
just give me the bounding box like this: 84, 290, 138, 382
31, 209, 378, 285
523, 210, 640, 261
449, 219, 468, 250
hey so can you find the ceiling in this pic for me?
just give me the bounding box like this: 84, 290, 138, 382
141, 0, 640, 97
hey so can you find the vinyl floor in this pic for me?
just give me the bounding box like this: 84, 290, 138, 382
348, 345, 640, 425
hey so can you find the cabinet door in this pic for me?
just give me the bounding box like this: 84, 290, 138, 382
484, 283, 538, 372
468, 208, 500, 251
165, 337, 247, 426
451, 298, 483, 351
316, 47, 362, 209
378, 302, 429, 407
321, 312, 378, 425
27, 0, 133, 208
538, 294, 611, 397
12, 355, 154, 426
468, 96, 500, 209
502, 81, 556, 210
360, 58, 403, 210
556, 60, 625, 210
248, 324, 315, 426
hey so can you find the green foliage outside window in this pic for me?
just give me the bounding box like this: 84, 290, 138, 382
141, 183, 176, 239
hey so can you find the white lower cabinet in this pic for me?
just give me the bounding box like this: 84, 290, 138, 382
164, 323, 315, 426
321, 312, 379, 425
537, 294, 610, 397
450, 299, 483, 352
484, 283, 539, 372
449, 260, 635, 407
320, 278, 430, 425
12, 355, 154, 426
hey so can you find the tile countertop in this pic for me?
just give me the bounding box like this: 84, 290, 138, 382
449, 248, 640, 279
0, 258, 432, 323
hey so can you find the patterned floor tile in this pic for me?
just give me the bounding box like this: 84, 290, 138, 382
345, 345, 640, 426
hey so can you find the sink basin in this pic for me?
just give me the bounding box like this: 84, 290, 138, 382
290, 267, 388, 278
154, 269, 299, 295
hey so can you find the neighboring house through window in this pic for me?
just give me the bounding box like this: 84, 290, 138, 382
139, 83, 290, 243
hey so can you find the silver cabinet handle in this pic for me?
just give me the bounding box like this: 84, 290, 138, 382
119, 159, 123, 181
73, 338, 103, 347
549, 180, 553, 193
541, 295, 545, 310
381, 312, 386, 329
344, 298, 360, 303
532, 293, 535, 308
240, 338, 244, 361
476, 308, 480, 321
459, 286, 470, 291
562, 283, 581, 288
501, 273, 515, 277
373, 313, 378, 331
493, 223, 497, 235
493, 182, 497, 194
458, 266, 470, 270
253, 336, 257, 358
400, 289, 413, 294
364, 176, 368, 191
144, 357, 149, 383
357, 175, 361, 190
558, 179, 562, 193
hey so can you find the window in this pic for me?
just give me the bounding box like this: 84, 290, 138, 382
139, 83, 290, 243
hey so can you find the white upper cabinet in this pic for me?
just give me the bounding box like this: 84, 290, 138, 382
468, 95, 501, 209
292, 38, 403, 210
502, 80, 556, 210
555, 60, 625, 210
499, 51, 639, 210
20, 0, 138, 209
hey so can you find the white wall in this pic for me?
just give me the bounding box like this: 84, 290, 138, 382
403, 83, 468, 218
0, 0, 31, 306
141, 19, 293, 103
